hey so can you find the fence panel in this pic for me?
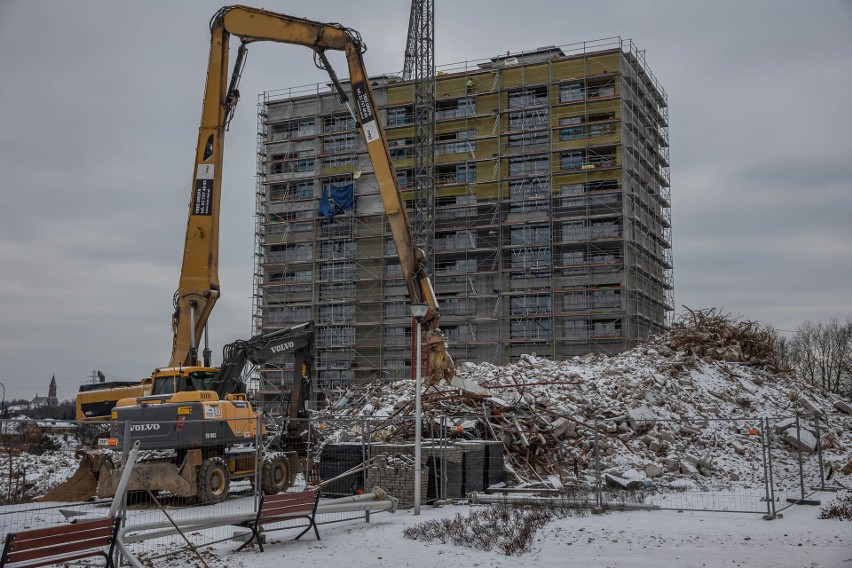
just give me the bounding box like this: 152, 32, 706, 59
590, 416, 773, 515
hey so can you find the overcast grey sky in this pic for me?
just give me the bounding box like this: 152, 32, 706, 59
1, 0, 850, 401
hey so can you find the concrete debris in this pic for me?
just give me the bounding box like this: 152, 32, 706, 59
798, 396, 824, 419
316, 317, 852, 493
783, 428, 817, 454
835, 400, 852, 415
627, 406, 655, 432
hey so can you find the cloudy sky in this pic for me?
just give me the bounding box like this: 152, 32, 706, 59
1, 0, 850, 401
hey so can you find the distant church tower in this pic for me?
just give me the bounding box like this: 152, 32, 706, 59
48, 375, 58, 406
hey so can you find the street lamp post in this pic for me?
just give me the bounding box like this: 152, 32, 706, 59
410, 303, 429, 515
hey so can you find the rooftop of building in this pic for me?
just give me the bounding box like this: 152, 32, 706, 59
260, 36, 665, 106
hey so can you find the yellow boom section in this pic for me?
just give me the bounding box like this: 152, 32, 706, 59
170, 5, 441, 370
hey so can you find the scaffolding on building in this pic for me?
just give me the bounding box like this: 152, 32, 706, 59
252, 37, 672, 397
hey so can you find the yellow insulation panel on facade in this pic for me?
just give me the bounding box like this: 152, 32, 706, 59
553, 53, 619, 79
552, 99, 620, 120
473, 182, 499, 199
553, 169, 622, 186
386, 85, 413, 106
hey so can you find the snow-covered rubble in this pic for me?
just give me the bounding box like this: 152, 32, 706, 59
320, 343, 852, 492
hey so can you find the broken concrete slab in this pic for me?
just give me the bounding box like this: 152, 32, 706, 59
783, 427, 817, 453
798, 396, 825, 419
833, 399, 852, 415
644, 463, 663, 478
627, 406, 655, 432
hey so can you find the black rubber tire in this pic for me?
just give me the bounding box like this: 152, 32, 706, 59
261, 454, 290, 495
197, 457, 231, 505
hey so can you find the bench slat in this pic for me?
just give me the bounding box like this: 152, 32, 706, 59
8, 518, 114, 542
259, 503, 314, 515
7, 537, 112, 564
263, 493, 315, 506
4, 549, 107, 568
8, 527, 113, 553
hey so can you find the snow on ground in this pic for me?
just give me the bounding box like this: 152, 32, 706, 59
197, 495, 849, 568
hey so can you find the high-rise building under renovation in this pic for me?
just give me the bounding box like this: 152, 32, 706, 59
252, 38, 672, 399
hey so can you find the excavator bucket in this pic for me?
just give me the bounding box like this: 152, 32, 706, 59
35, 451, 113, 502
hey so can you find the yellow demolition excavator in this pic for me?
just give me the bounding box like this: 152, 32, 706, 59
45, 5, 452, 504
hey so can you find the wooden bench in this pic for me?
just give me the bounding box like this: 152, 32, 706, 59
0, 516, 121, 568
235, 491, 320, 552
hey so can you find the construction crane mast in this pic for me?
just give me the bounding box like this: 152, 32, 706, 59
403, 0, 436, 277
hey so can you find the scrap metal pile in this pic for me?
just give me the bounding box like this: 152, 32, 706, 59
317, 311, 852, 491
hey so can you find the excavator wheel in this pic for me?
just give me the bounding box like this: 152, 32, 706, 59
261, 454, 290, 495
196, 457, 230, 505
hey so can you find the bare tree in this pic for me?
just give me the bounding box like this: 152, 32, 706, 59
790, 317, 852, 397
770, 329, 795, 372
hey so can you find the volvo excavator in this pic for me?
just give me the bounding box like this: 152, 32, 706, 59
46, 5, 452, 504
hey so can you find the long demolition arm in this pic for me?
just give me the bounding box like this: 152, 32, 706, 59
171, 5, 441, 367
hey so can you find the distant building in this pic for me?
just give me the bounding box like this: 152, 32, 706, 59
30, 395, 49, 407
32, 375, 59, 407
48, 375, 58, 406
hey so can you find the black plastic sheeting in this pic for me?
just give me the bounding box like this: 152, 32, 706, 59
482, 440, 505, 487
319, 439, 505, 499
318, 443, 366, 495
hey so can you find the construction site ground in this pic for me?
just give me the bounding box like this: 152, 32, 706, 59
204, 495, 848, 567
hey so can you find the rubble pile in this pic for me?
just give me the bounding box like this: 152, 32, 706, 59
318, 316, 852, 492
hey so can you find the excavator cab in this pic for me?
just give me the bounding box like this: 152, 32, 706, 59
150, 369, 220, 396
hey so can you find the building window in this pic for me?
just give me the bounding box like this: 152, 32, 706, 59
559, 82, 583, 103
323, 133, 358, 153
508, 109, 548, 130
436, 97, 477, 120
507, 131, 548, 148
435, 230, 476, 251
511, 294, 551, 316
320, 260, 355, 281
559, 117, 583, 140
436, 130, 476, 156
266, 304, 311, 325
510, 319, 551, 340
436, 139, 476, 156
510, 225, 550, 246
324, 114, 356, 133
509, 178, 549, 201
508, 86, 547, 109
587, 84, 616, 99
509, 155, 549, 176
269, 180, 314, 201
559, 151, 583, 171
269, 150, 315, 174
593, 320, 619, 337
323, 154, 357, 168
564, 319, 588, 338
386, 105, 413, 126
270, 119, 315, 141
320, 239, 355, 259
436, 163, 476, 184
396, 168, 412, 187
319, 303, 355, 324
510, 247, 550, 270
389, 138, 413, 159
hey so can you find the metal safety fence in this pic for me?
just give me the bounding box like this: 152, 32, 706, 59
0, 409, 834, 561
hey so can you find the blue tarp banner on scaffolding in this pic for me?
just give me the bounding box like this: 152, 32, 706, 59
319, 182, 354, 217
